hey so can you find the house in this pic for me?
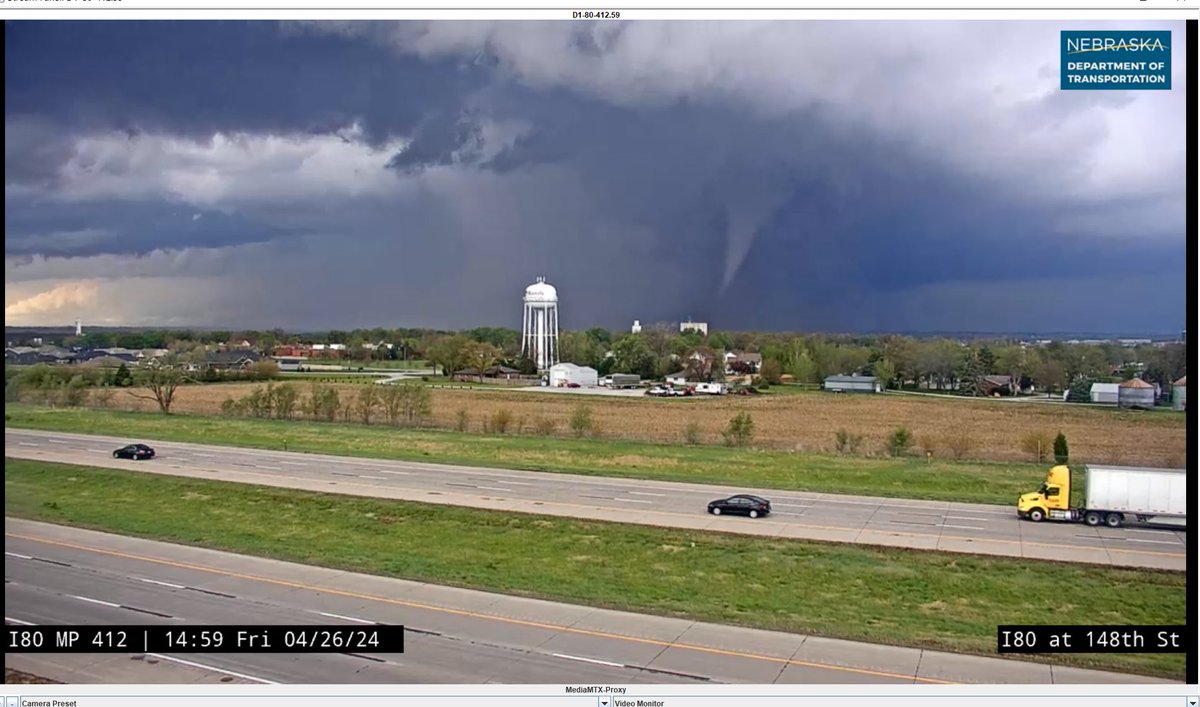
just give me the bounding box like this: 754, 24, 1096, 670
205, 349, 263, 371
680, 320, 708, 335
824, 375, 881, 393
273, 344, 313, 358
484, 365, 521, 380
981, 375, 1014, 396
549, 362, 598, 388
81, 355, 134, 369
4, 346, 40, 365
666, 371, 691, 386
725, 351, 762, 374
1173, 376, 1187, 411
1089, 382, 1120, 405
35, 346, 76, 364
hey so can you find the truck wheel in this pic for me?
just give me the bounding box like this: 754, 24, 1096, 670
1028, 508, 1046, 522
1084, 511, 1102, 527
1105, 513, 1123, 528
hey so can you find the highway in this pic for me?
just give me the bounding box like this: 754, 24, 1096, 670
5, 428, 1187, 571
4, 519, 1168, 684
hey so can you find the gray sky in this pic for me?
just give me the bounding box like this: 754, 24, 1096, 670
4, 20, 1188, 334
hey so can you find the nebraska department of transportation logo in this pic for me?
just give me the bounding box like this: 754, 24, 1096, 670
1061, 31, 1171, 90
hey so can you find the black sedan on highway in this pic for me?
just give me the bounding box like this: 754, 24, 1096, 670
113, 443, 155, 460
707, 494, 771, 518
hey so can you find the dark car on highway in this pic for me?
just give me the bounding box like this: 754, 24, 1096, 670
707, 494, 771, 518
113, 443, 155, 460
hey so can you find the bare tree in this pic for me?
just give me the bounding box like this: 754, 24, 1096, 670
128, 366, 190, 414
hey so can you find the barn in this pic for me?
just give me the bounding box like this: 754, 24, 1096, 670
1090, 382, 1120, 405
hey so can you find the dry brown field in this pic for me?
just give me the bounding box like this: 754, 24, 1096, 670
83, 382, 1186, 467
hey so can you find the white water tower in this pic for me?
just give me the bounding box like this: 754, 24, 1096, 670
521, 277, 559, 371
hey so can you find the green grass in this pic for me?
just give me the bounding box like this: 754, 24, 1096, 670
5, 404, 1049, 505
4, 458, 1183, 679
305, 359, 430, 370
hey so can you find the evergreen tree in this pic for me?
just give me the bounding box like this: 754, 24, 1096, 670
1053, 432, 1069, 465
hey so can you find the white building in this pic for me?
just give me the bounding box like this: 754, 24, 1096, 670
631, 320, 641, 334
680, 320, 708, 335
1090, 382, 1120, 405
521, 277, 560, 371
548, 362, 597, 388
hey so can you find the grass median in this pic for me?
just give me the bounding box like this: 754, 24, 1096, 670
5, 405, 1045, 505
4, 458, 1185, 679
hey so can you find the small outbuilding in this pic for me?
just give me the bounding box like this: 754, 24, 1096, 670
823, 375, 881, 393
1090, 382, 1120, 405
1117, 378, 1156, 409
1172, 376, 1187, 411
549, 362, 598, 388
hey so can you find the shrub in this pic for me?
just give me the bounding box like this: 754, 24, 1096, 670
568, 404, 594, 438
1053, 432, 1069, 465
683, 421, 702, 445
220, 397, 244, 417
1020, 431, 1055, 463
490, 408, 514, 434
886, 427, 914, 457
533, 416, 558, 436
271, 383, 298, 420
833, 429, 863, 454
455, 408, 470, 432
944, 431, 975, 459
722, 412, 755, 447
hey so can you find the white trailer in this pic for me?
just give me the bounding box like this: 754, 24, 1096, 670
1085, 466, 1187, 528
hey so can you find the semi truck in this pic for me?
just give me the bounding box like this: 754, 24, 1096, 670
609, 374, 641, 389
1017, 464, 1187, 528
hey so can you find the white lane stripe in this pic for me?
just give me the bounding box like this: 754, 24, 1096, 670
311, 610, 375, 624
380, 470, 411, 476
5, 617, 36, 626
5, 552, 33, 560
1125, 529, 1174, 536
255, 465, 281, 471
71, 594, 121, 608
17, 442, 39, 447
46, 438, 70, 443
941, 524, 985, 530
149, 653, 278, 684
192, 453, 215, 458
628, 491, 665, 497
552, 653, 624, 668
623, 499, 653, 504
359, 475, 388, 481
138, 577, 186, 589
85, 449, 107, 453
1124, 538, 1182, 545
772, 503, 811, 509
495, 480, 533, 486
475, 486, 509, 492
279, 461, 304, 466
944, 516, 990, 522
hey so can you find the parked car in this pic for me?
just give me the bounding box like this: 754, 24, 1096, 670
113, 443, 156, 460
707, 494, 772, 518
645, 386, 670, 397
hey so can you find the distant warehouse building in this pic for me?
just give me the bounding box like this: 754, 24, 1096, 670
1117, 378, 1156, 409
823, 375, 881, 394
1090, 382, 1120, 405
1173, 376, 1187, 411
549, 362, 598, 388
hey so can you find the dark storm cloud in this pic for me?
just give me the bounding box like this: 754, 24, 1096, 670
4, 21, 482, 145
4, 21, 1187, 334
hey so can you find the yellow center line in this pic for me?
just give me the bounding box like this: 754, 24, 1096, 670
6, 530, 955, 685
10, 449, 1185, 563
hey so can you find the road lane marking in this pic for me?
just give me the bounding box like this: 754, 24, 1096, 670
149, 652, 277, 684
624, 499, 654, 504
193, 453, 215, 458
944, 516, 990, 522
6, 448, 1184, 563
495, 480, 533, 486
941, 525, 984, 531
5, 552, 33, 560
255, 465, 282, 471
5, 617, 35, 625
360, 475, 389, 481
553, 653, 626, 668
311, 610, 375, 624
628, 492, 665, 497
137, 577, 186, 589
380, 470, 412, 476
9, 531, 954, 685
71, 594, 120, 608
17, 442, 39, 447
1124, 539, 1182, 545
475, 486, 510, 492
279, 461, 304, 467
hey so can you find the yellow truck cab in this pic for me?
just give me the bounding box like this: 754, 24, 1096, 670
1017, 464, 1071, 522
